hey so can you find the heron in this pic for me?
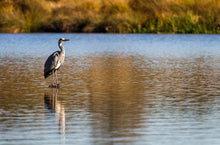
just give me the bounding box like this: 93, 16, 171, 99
44, 38, 70, 87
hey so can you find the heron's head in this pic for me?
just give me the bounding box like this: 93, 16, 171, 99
59, 38, 70, 44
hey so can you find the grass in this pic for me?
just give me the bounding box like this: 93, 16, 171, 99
1, 0, 220, 33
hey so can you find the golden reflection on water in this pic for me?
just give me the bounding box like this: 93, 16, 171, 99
0, 53, 220, 143
64, 53, 219, 142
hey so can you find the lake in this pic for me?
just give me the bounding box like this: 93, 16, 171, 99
0, 34, 220, 145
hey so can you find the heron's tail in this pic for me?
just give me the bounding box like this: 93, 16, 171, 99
44, 70, 53, 79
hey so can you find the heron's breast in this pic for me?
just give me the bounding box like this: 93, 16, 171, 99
55, 62, 61, 69
55, 54, 65, 69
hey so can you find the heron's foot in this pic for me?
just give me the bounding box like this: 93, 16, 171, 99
49, 84, 60, 88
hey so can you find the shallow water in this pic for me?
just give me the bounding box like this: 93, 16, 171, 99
0, 34, 220, 144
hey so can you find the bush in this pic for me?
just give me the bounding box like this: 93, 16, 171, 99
1, 0, 220, 33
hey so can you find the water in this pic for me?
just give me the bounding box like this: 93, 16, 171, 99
0, 34, 220, 145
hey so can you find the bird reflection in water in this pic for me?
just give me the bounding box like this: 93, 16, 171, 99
44, 88, 65, 138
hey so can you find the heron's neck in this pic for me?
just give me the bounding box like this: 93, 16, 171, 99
59, 43, 65, 54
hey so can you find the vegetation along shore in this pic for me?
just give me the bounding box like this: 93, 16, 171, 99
1, 0, 220, 33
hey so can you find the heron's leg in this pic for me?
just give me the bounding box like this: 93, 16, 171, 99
56, 73, 58, 84
55, 71, 58, 85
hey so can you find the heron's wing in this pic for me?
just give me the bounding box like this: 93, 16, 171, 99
44, 51, 60, 78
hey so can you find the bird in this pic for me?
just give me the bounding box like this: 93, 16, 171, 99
44, 38, 69, 87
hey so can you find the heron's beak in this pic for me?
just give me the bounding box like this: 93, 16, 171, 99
64, 39, 70, 42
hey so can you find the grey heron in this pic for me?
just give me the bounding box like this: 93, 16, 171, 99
44, 38, 69, 87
